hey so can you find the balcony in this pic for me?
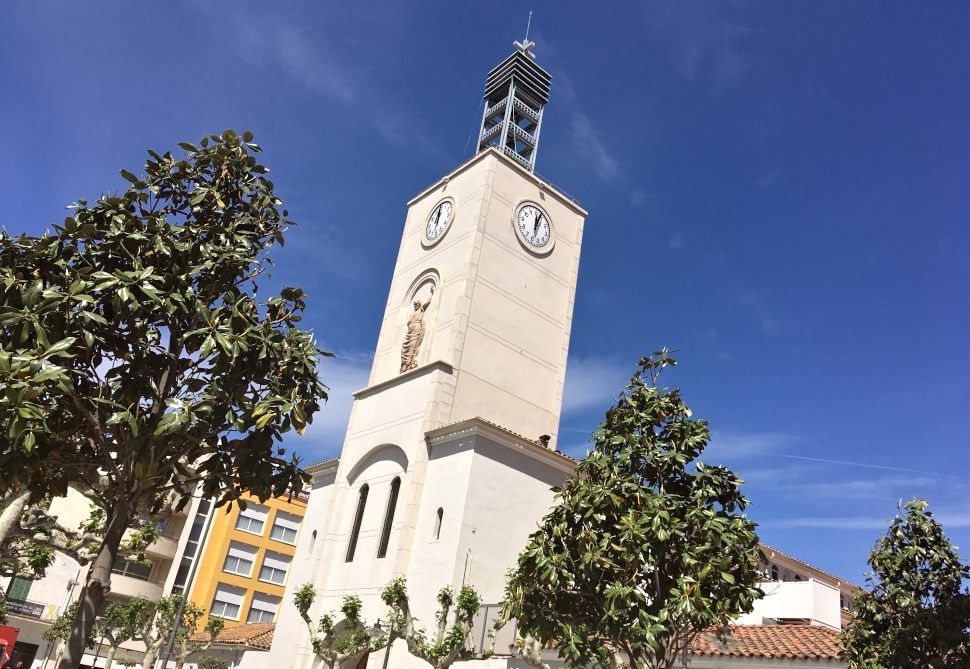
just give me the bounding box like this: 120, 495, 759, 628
145, 535, 179, 561
110, 573, 164, 600
738, 579, 841, 629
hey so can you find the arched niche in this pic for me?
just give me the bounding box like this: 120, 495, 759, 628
397, 268, 441, 373
344, 443, 409, 488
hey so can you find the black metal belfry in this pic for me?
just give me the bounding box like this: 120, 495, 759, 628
477, 38, 552, 172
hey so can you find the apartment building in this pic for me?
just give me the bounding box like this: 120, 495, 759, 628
1, 486, 305, 668
186, 490, 308, 631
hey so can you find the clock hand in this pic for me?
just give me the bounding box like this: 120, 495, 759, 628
533, 212, 540, 236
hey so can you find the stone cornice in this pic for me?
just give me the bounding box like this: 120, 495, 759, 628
305, 457, 339, 477
352, 360, 454, 400
407, 148, 588, 216
426, 416, 577, 475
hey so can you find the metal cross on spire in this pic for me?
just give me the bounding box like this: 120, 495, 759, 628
514, 10, 536, 60
477, 12, 552, 172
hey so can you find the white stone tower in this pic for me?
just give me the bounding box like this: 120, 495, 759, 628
264, 41, 587, 669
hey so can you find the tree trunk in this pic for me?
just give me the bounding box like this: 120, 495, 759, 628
103, 644, 117, 669
58, 501, 131, 669
140, 644, 158, 669
0, 488, 29, 546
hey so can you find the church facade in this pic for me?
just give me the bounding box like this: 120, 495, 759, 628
265, 40, 588, 669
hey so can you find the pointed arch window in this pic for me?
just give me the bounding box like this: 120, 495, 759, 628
377, 477, 401, 559
345, 484, 369, 562
433, 507, 444, 541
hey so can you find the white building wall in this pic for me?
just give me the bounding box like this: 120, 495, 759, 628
736, 579, 841, 630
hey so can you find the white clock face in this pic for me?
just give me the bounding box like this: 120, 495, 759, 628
516, 204, 552, 249
425, 200, 454, 242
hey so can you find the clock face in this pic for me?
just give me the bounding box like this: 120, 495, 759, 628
425, 200, 454, 243
515, 204, 552, 249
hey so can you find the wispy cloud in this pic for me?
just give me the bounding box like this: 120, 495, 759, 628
185, 1, 441, 157
764, 453, 966, 479
224, 13, 355, 103
280, 217, 373, 284
285, 350, 371, 463
706, 429, 799, 459
562, 355, 632, 415
643, 4, 766, 92
668, 233, 686, 250
784, 476, 937, 501
734, 290, 782, 336
765, 512, 970, 530
557, 76, 622, 184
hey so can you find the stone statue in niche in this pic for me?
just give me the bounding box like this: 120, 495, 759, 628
400, 284, 435, 373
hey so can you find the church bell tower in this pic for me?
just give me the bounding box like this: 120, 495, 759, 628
476, 38, 551, 172
268, 38, 588, 669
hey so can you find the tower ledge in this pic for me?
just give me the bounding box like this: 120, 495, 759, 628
407, 147, 587, 216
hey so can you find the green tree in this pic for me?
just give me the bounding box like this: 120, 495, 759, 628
381, 577, 482, 668
293, 584, 387, 668
841, 499, 970, 668
0, 499, 159, 579
503, 350, 763, 669
135, 595, 219, 669
197, 657, 229, 669
45, 599, 149, 669
0, 130, 329, 668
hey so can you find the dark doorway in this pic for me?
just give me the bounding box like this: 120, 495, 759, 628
9, 641, 38, 667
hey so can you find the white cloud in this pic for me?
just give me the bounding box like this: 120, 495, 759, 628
643, 4, 765, 92
286, 350, 371, 465
185, 1, 440, 156
764, 512, 970, 530
784, 476, 937, 501
561, 355, 632, 416
706, 429, 799, 460
193, 4, 355, 103
568, 111, 621, 183
557, 76, 622, 184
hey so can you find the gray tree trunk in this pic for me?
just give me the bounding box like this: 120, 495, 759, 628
58, 501, 130, 669
0, 488, 29, 546
103, 644, 117, 669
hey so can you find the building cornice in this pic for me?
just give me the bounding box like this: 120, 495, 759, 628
305, 457, 339, 477
426, 416, 578, 475
407, 148, 588, 216
352, 359, 454, 399
760, 543, 862, 592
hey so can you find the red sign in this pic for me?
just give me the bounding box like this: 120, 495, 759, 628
0, 625, 19, 668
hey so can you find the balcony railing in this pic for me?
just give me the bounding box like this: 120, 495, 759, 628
467, 604, 518, 656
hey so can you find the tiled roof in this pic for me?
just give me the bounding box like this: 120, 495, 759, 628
428, 416, 579, 465
689, 624, 842, 661
190, 623, 275, 650
761, 542, 862, 591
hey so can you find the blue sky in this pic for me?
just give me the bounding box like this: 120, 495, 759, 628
2, 1, 967, 584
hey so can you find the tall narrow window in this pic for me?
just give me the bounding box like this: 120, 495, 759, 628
345, 484, 369, 562
433, 507, 444, 541
377, 477, 401, 559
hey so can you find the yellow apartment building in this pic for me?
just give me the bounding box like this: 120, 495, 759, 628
188, 489, 308, 629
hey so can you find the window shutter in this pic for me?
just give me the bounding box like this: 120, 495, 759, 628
214, 584, 246, 606
273, 512, 300, 532
226, 542, 258, 561
262, 552, 291, 572
239, 503, 269, 524
7, 576, 32, 602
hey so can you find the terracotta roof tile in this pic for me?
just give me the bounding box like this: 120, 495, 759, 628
689, 624, 842, 661
190, 623, 275, 650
